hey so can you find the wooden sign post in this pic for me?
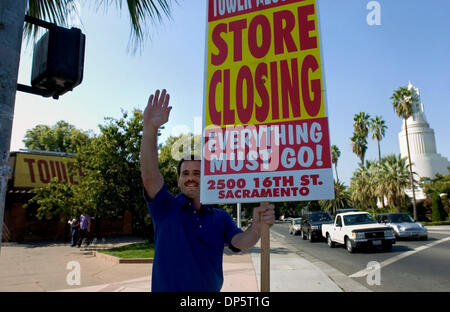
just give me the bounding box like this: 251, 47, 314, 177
202, 0, 334, 294
260, 202, 270, 292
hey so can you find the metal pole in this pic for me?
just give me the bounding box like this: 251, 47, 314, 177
237, 202, 241, 228
0, 0, 27, 251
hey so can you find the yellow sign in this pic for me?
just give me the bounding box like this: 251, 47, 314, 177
13, 153, 83, 188
201, 0, 334, 204
205, 0, 325, 127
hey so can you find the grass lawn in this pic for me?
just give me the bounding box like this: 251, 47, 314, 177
423, 220, 450, 226
100, 242, 154, 259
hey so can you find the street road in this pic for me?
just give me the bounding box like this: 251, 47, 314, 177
271, 223, 450, 292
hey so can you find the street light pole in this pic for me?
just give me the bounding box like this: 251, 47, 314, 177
237, 203, 241, 228
0, 0, 27, 251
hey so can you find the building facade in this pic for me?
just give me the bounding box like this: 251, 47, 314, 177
398, 83, 450, 199
2, 150, 132, 242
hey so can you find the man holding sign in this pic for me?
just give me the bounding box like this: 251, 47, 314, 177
140, 89, 275, 292
202, 0, 334, 291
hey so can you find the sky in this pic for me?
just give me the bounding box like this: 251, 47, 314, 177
12, 0, 450, 186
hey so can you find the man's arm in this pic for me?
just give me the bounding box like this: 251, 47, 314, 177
231, 204, 275, 251
140, 89, 172, 199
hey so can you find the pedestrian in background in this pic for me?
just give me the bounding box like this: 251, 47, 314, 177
68, 217, 79, 247
77, 211, 91, 247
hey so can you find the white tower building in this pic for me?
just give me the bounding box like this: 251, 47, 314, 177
398, 83, 450, 199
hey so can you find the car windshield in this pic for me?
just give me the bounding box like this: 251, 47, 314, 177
389, 214, 415, 223
344, 214, 377, 225
309, 214, 332, 222
294, 219, 301, 224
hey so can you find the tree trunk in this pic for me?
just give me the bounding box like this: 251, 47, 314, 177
404, 118, 417, 220
377, 139, 381, 161
334, 163, 339, 183
0, 0, 27, 250
377, 140, 385, 209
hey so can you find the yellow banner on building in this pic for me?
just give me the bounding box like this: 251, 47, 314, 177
13, 153, 83, 188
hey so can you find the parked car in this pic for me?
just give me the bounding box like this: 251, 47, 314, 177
377, 213, 428, 240
300, 211, 333, 242
322, 212, 396, 253
336, 208, 360, 214
288, 218, 302, 235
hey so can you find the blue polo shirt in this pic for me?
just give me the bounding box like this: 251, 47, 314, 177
144, 184, 243, 292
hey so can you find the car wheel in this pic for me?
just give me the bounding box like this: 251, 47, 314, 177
327, 234, 335, 248
383, 242, 392, 252
345, 237, 355, 253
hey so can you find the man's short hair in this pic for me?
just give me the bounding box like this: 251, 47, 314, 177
177, 155, 200, 176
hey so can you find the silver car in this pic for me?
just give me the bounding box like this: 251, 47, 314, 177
378, 213, 428, 240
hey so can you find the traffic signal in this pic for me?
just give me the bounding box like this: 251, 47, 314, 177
31, 25, 85, 99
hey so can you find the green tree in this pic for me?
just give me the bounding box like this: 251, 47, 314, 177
349, 162, 378, 211
320, 181, 352, 216
369, 115, 387, 161
350, 132, 368, 167
0, 0, 174, 248
422, 170, 450, 219
391, 86, 419, 219
431, 194, 447, 222
76, 110, 148, 233
353, 112, 371, 137
422, 172, 450, 198
377, 154, 413, 212
26, 178, 81, 221
276, 201, 309, 219
23, 120, 92, 153
28, 110, 151, 239
331, 145, 341, 183
351, 112, 370, 167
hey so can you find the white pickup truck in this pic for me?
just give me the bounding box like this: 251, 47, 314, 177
321, 212, 396, 253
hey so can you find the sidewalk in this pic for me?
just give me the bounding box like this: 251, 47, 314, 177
426, 225, 450, 233
0, 232, 368, 292
0, 237, 151, 292
55, 232, 350, 292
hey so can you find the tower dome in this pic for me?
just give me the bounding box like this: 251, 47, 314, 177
398, 83, 450, 192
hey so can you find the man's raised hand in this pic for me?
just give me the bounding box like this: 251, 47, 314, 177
143, 89, 172, 131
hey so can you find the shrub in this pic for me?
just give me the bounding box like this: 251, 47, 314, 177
432, 194, 447, 222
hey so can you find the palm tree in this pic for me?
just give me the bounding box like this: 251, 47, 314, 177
320, 181, 352, 216
331, 145, 341, 183
369, 115, 387, 161
391, 86, 419, 220
350, 131, 368, 166
353, 112, 371, 137
24, 0, 173, 48
0, 0, 173, 248
349, 161, 378, 211
351, 112, 370, 167
377, 154, 415, 212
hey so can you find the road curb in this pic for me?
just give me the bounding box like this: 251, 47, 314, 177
94, 251, 153, 264
270, 230, 372, 292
